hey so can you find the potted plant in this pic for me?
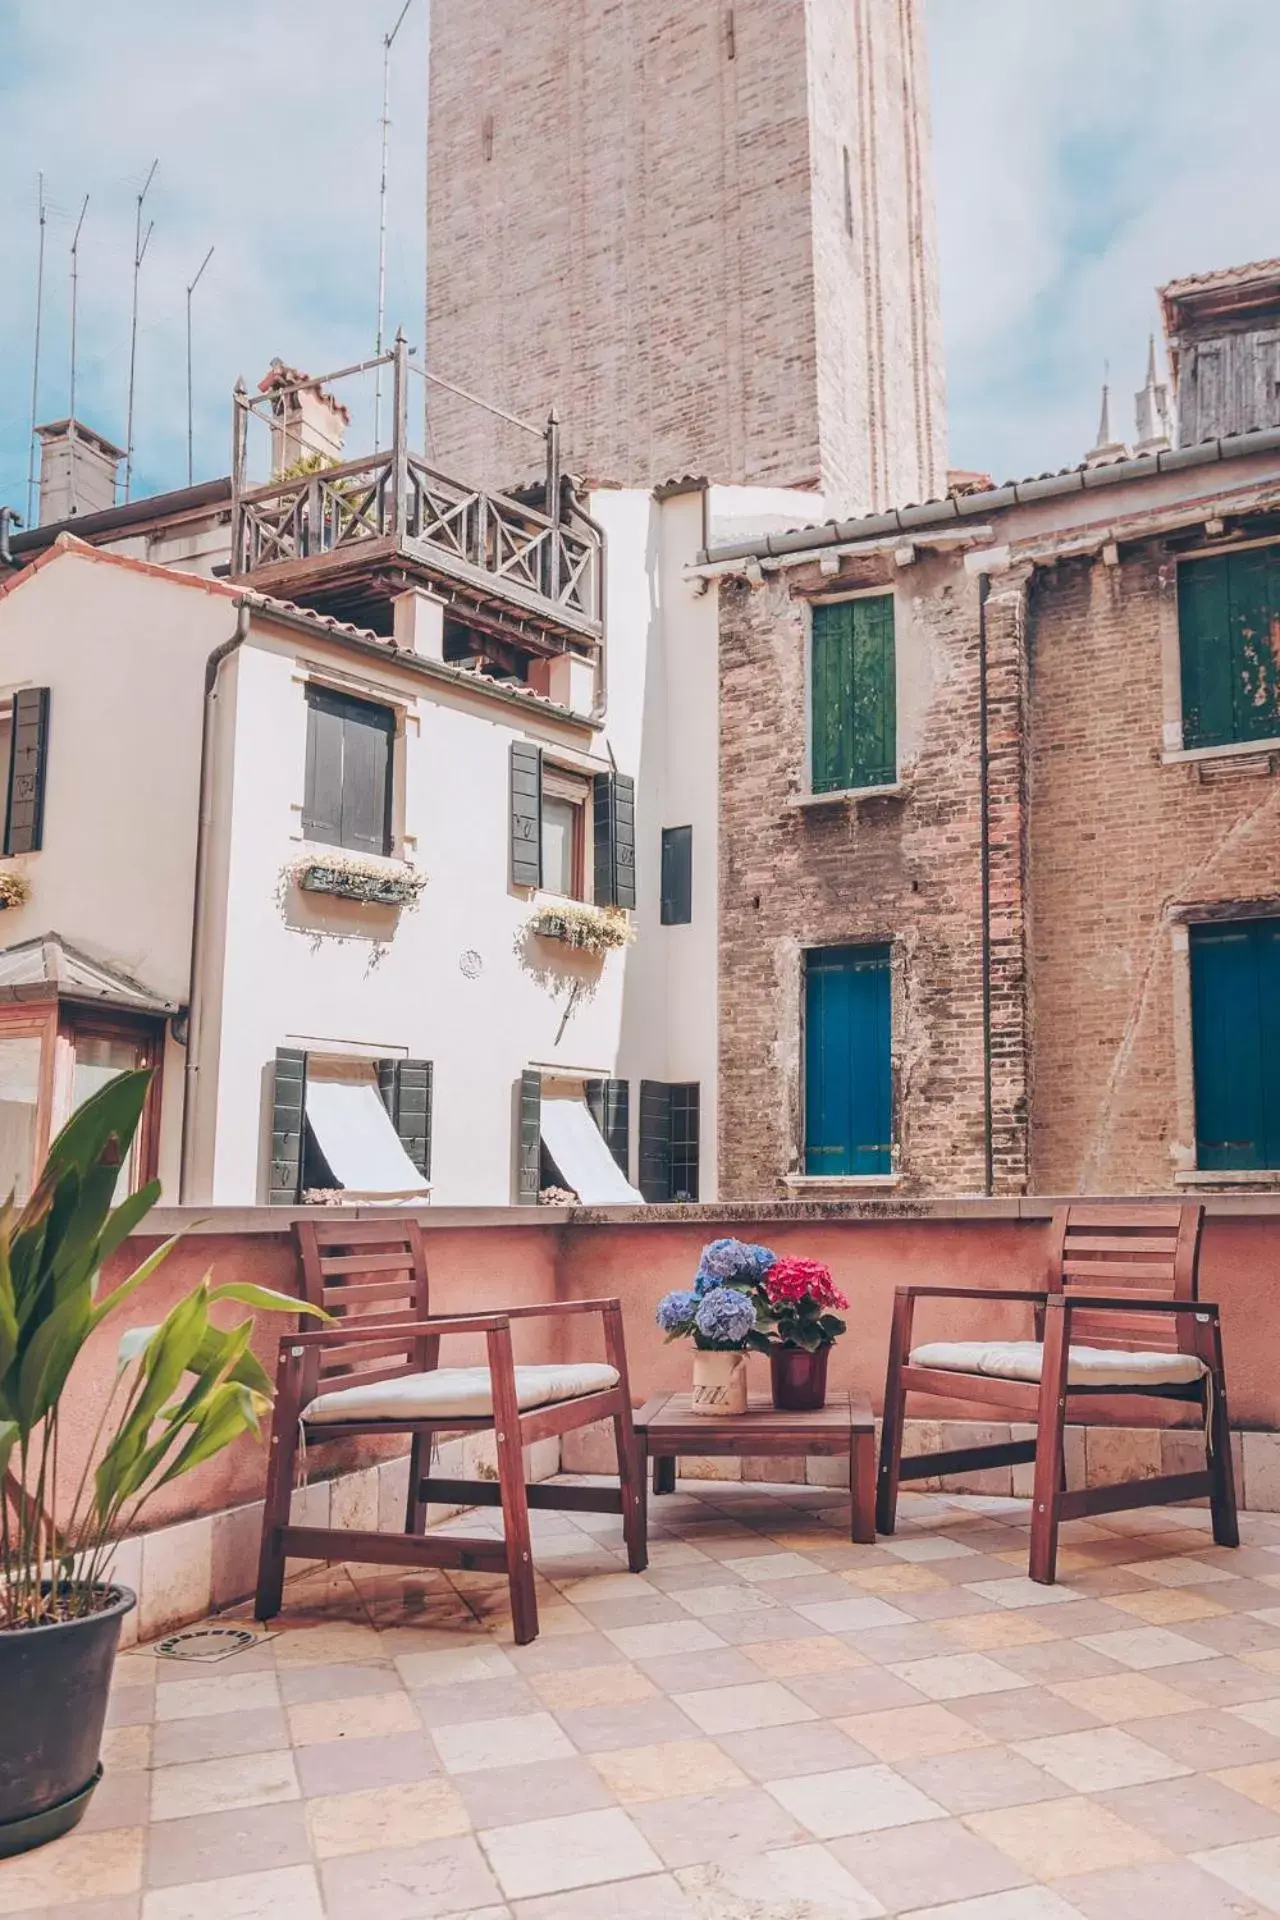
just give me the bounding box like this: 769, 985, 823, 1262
526, 902, 633, 954
754, 1257, 849, 1411
655, 1238, 777, 1415
0, 1070, 320, 1857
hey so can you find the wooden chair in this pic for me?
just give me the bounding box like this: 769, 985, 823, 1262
876, 1202, 1238, 1583
255, 1219, 646, 1642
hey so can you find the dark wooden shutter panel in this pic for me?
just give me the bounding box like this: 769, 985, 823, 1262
638, 1079, 672, 1202
668, 1083, 700, 1200
810, 599, 896, 791
510, 743, 543, 888
302, 690, 345, 844
593, 770, 636, 909
5, 686, 50, 855
516, 1068, 542, 1203
378, 1058, 433, 1179
660, 826, 693, 925
340, 703, 394, 855
269, 1048, 308, 1205
584, 1078, 630, 1176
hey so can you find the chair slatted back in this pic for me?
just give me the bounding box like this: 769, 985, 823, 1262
1044, 1202, 1203, 1355
295, 1219, 432, 1399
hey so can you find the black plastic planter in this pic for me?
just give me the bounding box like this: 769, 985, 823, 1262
0, 1585, 135, 1856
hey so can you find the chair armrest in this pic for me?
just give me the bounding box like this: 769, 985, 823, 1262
1052, 1295, 1220, 1317
894, 1286, 1049, 1303
468, 1298, 622, 1321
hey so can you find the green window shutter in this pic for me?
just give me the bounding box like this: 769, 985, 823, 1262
804, 945, 892, 1175
510, 742, 543, 888
660, 825, 693, 925
1191, 919, 1280, 1170
378, 1058, 433, 1179
269, 1048, 308, 1205
516, 1068, 542, 1203
810, 598, 896, 792
593, 770, 636, 908
668, 1083, 700, 1200
303, 685, 393, 853
638, 1080, 672, 1201
5, 686, 50, 855
584, 1078, 630, 1176
1179, 545, 1280, 750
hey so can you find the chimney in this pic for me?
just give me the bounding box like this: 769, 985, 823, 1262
35, 420, 124, 525
257, 360, 350, 477
1160, 258, 1280, 446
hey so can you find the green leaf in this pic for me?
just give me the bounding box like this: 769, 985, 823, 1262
15, 1284, 92, 1430
95, 1287, 210, 1499
43, 1070, 150, 1183
0, 1417, 16, 1486
86, 1232, 183, 1341
207, 1281, 328, 1320
155, 1382, 265, 1487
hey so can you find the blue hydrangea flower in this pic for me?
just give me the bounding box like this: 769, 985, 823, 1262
694, 1238, 777, 1292
655, 1289, 700, 1334
693, 1286, 756, 1346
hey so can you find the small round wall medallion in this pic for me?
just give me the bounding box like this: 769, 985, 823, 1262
459, 949, 484, 979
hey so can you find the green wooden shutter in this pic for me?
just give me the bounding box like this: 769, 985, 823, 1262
593, 771, 636, 909
810, 598, 896, 792
269, 1048, 308, 1205
1180, 546, 1280, 750
339, 701, 394, 855
516, 1068, 542, 1203
378, 1058, 433, 1179
668, 1083, 700, 1200
584, 1078, 630, 1176
804, 946, 892, 1175
5, 686, 50, 855
660, 826, 693, 925
510, 743, 543, 888
1191, 918, 1280, 1170
638, 1080, 672, 1201
302, 692, 344, 845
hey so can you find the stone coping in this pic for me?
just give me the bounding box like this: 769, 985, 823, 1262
134, 1193, 1280, 1236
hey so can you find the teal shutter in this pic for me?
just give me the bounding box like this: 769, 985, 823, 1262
593, 771, 636, 908
510, 743, 543, 888
377, 1058, 433, 1179
269, 1048, 308, 1205
810, 598, 895, 792
660, 826, 693, 924
1179, 546, 1280, 750
584, 1078, 630, 1176
638, 1080, 672, 1201
516, 1068, 542, 1202
1191, 919, 1280, 1170
804, 946, 892, 1175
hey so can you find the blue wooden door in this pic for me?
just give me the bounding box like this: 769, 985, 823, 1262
804, 946, 892, 1175
1191, 918, 1280, 1169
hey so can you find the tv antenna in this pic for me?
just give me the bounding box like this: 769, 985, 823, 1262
25, 173, 47, 526
374, 0, 416, 451
67, 194, 89, 514
186, 245, 215, 487
124, 159, 158, 502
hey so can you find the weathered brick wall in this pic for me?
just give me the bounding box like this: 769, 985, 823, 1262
1027, 549, 1280, 1191
425, 0, 945, 511
717, 551, 989, 1197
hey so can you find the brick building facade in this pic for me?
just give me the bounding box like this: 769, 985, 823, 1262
711, 426, 1280, 1199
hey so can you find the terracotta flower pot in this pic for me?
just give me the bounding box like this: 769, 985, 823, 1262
770, 1345, 830, 1412
691, 1349, 748, 1415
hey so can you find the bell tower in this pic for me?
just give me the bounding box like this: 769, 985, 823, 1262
425, 0, 946, 516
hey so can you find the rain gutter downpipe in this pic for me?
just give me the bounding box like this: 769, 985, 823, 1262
978, 574, 994, 1196
178, 598, 252, 1203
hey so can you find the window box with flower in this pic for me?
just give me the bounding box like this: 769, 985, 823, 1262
526, 901, 633, 955
287, 851, 427, 908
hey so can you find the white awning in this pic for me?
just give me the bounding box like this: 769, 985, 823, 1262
540, 1095, 644, 1205
304, 1074, 430, 1199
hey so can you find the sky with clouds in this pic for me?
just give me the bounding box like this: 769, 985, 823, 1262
1, 0, 1278, 520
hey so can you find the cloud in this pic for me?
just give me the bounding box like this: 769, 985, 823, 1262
929, 0, 1280, 480
1, 1, 1277, 513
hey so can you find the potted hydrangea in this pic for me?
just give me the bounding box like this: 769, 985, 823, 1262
756, 1258, 849, 1411
654, 1238, 776, 1415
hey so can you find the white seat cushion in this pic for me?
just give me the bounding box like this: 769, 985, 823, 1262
909, 1339, 1205, 1390
303, 1361, 620, 1425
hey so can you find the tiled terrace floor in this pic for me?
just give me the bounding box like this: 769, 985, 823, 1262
12, 1482, 1280, 1917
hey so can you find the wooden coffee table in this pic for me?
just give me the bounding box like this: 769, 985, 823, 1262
634, 1390, 876, 1544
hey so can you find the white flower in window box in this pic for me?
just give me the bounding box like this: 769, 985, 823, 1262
0, 872, 30, 912
527, 902, 633, 954
286, 850, 427, 908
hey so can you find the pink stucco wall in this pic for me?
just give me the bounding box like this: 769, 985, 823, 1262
64, 1204, 1280, 1534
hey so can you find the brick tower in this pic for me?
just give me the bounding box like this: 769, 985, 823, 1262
425, 0, 947, 515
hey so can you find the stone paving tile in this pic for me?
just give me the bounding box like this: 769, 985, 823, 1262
50, 1484, 1280, 1920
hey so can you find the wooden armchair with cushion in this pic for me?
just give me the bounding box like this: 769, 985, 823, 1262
876, 1202, 1238, 1583
255, 1218, 646, 1642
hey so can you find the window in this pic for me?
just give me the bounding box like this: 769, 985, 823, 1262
302, 685, 395, 855
810, 596, 896, 793
638, 1081, 700, 1201
3, 687, 51, 855
270, 1049, 432, 1204
804, 945, 892, 1175
1190, 919, 1280, 1169
1179, 545, 1280, 750
661, 826, 693, 925
0, 1006, 159, 1205
0, 1028, 44, 1202
70, 1028, 149, 1200
541, 768, 589, 900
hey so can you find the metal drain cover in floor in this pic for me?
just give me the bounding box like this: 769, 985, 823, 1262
156, 1626, 274, 1662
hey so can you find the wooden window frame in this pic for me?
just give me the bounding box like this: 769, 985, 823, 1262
57, 1008, 164, 1190
541, 764, 591, 902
